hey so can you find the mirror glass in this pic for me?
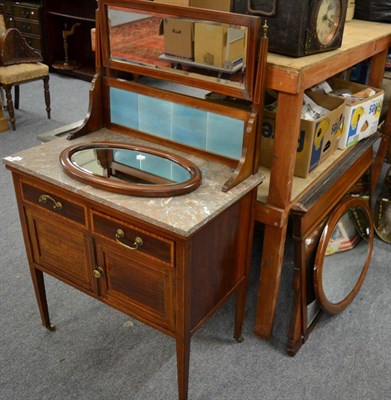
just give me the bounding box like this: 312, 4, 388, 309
60, 143, 202, 197
71, 148, 192, 184
319, 205, 372, 308
106, 4, 258, 99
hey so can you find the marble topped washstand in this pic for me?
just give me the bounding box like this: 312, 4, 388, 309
3, 128, 264, 400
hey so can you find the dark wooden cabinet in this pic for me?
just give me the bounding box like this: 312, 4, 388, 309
1, 1, 44, 56
42, 0, 96, 80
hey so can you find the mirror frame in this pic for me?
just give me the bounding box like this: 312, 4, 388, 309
60, 142, 202, 197
99, 0, 261, 100
313, 196, 374, 315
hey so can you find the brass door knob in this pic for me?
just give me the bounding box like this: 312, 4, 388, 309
93, 267, 104, 279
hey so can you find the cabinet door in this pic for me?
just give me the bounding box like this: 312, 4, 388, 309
94, 242, 176, 333
25, 207, 96, 293
21, 181, 96, 293
91, 211, 176, 332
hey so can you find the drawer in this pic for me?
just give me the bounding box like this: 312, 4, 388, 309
14, 20, 41, 36
12, 5, 40, 22
92, 211, 174, 267
21, 181, 86, 226
23, 35, 42, 52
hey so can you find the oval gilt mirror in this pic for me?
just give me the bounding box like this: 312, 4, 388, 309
313, 196, 374, 314
60, 142, 202, 197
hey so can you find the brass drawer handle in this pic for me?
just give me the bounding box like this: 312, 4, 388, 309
39, 194, 63, 210
115, 229, 143, 250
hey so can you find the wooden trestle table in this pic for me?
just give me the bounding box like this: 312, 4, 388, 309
254, 19, 391, 339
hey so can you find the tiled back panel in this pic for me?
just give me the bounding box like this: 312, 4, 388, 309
110, 87, 244, 160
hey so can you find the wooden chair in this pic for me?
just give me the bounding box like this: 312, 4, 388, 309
0, 15, 50, 130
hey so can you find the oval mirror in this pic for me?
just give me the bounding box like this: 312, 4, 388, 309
60, 142, 202, 197
313, 196, 374, 314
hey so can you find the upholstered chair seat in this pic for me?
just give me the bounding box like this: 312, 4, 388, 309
0, 62, 49, 84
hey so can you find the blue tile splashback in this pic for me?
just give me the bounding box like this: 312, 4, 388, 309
172, 104, 207, 149
206, 113, 244, 159
110, 87, 244, 160
110, 88, 138, 129
138, 95, 172, 139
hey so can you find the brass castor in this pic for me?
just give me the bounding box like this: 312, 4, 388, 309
45, 323, 56, 332
235, 335, 244, 343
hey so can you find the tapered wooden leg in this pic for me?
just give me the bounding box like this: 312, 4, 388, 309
287, 264, 304, 356
234, 283, 247, 343
254, 92, 303, 339
234, 190, 257, 343
29, 266, 55, 331
43, 76, 51, 119
14, 85, 19, 109
176, 335, 190, 400
254, 223, 288, 339
4, 85, 15, 130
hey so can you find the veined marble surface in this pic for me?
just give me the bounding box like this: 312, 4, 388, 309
3, 129, 264, 237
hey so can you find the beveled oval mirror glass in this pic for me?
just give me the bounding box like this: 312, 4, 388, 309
314, 198, 374, 314
60, 142, 202, 197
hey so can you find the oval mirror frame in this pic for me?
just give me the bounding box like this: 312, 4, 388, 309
313, 196, 374, 315
60, 142, 202, 197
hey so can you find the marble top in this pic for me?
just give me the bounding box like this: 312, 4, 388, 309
3, 129, 264, 237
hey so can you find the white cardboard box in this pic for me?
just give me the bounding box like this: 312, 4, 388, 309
328, 78, 384, 149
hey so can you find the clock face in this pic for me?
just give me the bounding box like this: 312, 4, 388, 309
316, 0, 342, 45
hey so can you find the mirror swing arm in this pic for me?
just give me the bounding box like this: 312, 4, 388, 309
224, 20, 269, 192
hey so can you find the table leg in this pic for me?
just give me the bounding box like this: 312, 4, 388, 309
367, 48, 387, 88
254, 224, 288, 338
372, 103, 391, 199
176, 335, 190, 400
254, 92, 303, 339
29, 266, 55, 331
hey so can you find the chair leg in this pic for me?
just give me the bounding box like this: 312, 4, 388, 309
43, 76, 51, 119
14, 85, 19, 110
4, 85, 15, 130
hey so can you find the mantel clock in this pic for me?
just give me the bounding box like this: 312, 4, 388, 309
247, 0, 348, 57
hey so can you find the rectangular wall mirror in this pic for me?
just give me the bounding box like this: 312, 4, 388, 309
100, 0, 260, 100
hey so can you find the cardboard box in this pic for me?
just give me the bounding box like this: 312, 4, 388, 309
163, 18, 194, 60
194, 22, 245, 68
260, 92, 345, 178
327, 78, 384, 149
191, 0, 231, 11
155, 0, 190, 5
154, 0, 231, 10
346, 0, 355, 22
